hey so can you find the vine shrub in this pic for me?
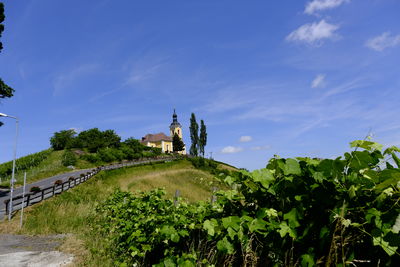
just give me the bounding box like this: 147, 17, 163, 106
93, 140, 399, 266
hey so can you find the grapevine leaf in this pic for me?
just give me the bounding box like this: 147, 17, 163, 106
251, 168, 274, 189
301, 254, 315, 267
163, 258, 176, 267
222, 216, 241, 231
283, 158, 301, 175
373, 236, 398, 256
203, 219, 218, 236
350, 140, 383, 152
217, 237, 235, 254
391, 152, 400, 168
227, 227, 237, 239
177, 259, 195, 267
278, 221, 297, 238
312, 172, 324, 183
249, 218, 267, 234
284, 208, 301, 228
392, 214, 400, 234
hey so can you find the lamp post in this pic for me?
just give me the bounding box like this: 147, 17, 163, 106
0, 113, 19, 221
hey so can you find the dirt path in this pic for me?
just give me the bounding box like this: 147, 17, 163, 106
0, 234, 73, 266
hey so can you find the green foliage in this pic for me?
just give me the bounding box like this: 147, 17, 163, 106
93, 189, 214, 266
172, 133, 185, 152
50, 129, 76, 150
189, 113, 199, 156
0, 149, 52, 177
61, 150, 77, 166
77, 128, 121, 153
94, 140, 400, 266
199, 119, 207, 157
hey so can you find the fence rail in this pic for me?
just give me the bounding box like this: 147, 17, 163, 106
4, 155, 180, 217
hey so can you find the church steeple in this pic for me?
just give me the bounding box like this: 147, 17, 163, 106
170, 109, 182, 139
172, 109, 178, 123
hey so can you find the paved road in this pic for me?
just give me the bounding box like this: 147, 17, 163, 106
0, 169, 93, 220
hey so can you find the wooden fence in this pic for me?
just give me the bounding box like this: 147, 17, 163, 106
4, 156, 180, 216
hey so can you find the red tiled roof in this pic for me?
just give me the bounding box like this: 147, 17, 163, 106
141, 132, 172, 143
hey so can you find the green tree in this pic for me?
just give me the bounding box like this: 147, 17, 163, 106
76, 128, 121, 153
50, 129, 76, 150
189, 113, 199, 156
199, 119, 207, 157
172, 133, 185, 152
0, 3, 15, 126
124, 137, 146, 153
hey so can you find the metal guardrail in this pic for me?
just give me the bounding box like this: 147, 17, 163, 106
3, 155, 181, 217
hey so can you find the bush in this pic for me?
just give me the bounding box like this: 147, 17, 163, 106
98, 148, 117, 163
80, 153, 101, 163
62, 150, 77, 166
30, 186, 41, 193
54, 180, 63, 186
68, 176, 75, 182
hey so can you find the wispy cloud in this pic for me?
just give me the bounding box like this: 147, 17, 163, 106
251, 145, 271, 151
366, 32, 400, 52
305, 0, 350, 15
311, 74, 326, 88
53, 64, 99, 96
221, 146, 243, 154
124, 63, 164, 85
286, 20, 340, 46
239, 136, 252, 142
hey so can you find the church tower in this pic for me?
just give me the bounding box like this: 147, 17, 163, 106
170, 109, 183, 138
170, 109, 186, 154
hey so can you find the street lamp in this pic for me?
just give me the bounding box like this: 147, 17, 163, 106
0, 113, 19, 221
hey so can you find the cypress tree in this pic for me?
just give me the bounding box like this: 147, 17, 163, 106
172, 133, 185, 152
199, 120, 207, 157
189, 113, 199, 156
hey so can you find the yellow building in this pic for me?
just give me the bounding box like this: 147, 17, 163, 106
140, 110, 186, 154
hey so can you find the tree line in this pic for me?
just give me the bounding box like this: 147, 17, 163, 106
50, 128, 162, 165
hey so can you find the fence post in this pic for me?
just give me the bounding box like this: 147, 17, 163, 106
5, 199, 9, 215
41, 189, 45, 201
211, 187, 218, 204
174, 189, 180, 206
26, 194, 30, 207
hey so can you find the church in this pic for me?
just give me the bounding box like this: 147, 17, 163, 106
140, 110, 186, 154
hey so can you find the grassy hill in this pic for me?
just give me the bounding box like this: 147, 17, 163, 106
0, 158, 232, 266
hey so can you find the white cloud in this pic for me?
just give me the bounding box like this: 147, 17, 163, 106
251, 145, 271, 151
305, 0, 350, 15
311, 74, 326, 88
366, 32, 400, 52
239, 136, 252, 142
221, 146, 243, 154
286, 20, 339, 45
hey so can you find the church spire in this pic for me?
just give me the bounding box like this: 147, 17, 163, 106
172, 108, 178, 123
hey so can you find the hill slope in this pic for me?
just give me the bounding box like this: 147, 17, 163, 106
0, 158, 230, 266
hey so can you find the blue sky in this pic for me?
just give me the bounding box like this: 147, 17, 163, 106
1, 0, 400, 170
